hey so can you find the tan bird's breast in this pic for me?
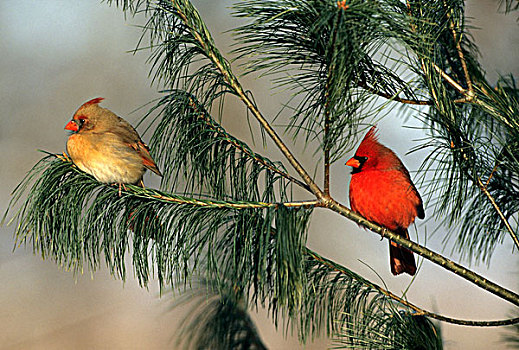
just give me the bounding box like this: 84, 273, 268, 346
66, 133, 145, 184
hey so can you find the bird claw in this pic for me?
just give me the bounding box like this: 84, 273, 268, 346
380, 228, 388, 241
57, 152, 72, 162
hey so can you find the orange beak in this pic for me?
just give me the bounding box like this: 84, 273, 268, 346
346, 157, 360, 168
64, 120, 79, 132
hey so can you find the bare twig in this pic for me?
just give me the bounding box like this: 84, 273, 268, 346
485, 163, 499, 188
432, 63, 467, 95
445, 1, 474, 97
476, 177, 519, 250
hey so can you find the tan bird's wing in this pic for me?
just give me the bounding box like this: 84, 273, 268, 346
110, 117, 163, 177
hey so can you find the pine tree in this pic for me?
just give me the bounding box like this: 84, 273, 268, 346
4, 0, 519, 348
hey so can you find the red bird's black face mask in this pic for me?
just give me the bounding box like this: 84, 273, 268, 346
347, 155, 368, 174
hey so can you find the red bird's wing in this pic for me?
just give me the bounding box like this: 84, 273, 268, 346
395, 162, 425, 220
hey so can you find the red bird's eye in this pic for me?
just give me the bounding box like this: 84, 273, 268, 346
78, 117, 87, 126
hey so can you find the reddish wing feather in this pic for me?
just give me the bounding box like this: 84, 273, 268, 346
128, 142, 162, 176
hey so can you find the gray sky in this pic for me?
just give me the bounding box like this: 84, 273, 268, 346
1, 1, 518, 349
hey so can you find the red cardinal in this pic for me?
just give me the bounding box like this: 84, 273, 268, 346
346, 126, 424, 276
65, 97, 162, 187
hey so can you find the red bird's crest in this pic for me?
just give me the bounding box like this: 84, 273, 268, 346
356, 126, 379, 152
363, 125, 379, 142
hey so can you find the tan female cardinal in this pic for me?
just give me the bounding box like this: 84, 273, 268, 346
65, 98, 162, 187
346, 126, 424, 276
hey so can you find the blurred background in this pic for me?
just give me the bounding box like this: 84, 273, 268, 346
1, 1, 518, 349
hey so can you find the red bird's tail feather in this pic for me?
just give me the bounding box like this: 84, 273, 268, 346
389, 228, 416, 276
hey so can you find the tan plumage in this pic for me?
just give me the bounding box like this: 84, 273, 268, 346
65, 97, 162, 185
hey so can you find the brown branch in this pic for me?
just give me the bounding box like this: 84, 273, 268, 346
188, 99, 313, 193
307, 248, 519, 327
476, 177, 519, 250
432, 63, 467, 96
485, 163, 499, 188
128, 186, 320, 210
445, 0, 474, 97
323, 200, 519, 307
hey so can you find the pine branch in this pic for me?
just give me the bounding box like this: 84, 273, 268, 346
403, 0, 519, 258
148, 0, 519, 308
6, 154, 314, 294
307, 249, 519, 327
300, 248, 443, 348
476, 176, 519, 250
174, 285, 267, 350
323, 1, 344, 195
444, 1, 474, 97
143, 90, 312, 194
325, 200, 519, 307
417, 61, 519, 256
233, 0, 422, 162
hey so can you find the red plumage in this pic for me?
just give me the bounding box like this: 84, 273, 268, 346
346, 126, 424, 276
